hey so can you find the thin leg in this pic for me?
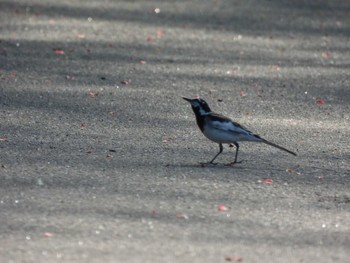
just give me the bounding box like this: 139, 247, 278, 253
225, 142, 243, 166
206, 143, 223, 164
233, 142, 239, 163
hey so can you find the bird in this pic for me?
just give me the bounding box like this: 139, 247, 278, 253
183, 97, 296, 165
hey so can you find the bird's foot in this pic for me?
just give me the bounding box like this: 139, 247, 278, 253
200, 162, 218, 167
224, 160, 244, 167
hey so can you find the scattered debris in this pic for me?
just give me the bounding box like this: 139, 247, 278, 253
263, 178, 273, 184
286, 168, 301, 176
53, 49, 64, 55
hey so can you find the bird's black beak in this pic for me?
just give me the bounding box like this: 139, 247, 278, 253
182, 97, 192, 103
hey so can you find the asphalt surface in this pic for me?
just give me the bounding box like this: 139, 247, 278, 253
1, 0, 350, 262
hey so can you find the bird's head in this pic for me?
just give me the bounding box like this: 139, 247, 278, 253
183, 97, 212, 116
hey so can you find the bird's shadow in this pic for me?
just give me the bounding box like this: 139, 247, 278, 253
166, 162, 287, 173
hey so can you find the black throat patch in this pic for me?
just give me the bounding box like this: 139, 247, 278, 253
195, 113, 205, 132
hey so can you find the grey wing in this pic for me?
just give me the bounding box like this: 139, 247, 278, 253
207, 114, 262, 141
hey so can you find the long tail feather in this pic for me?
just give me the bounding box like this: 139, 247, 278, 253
261, 139, 297, 156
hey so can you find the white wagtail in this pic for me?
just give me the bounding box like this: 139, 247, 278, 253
183, 97, 296, 165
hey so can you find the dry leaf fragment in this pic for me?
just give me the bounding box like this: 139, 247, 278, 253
66, 75, 76, 80
286, 168, 301, 176
321, 51, 331, 59
175, 214, 188, 219
240, 91, 247, 97
88, 91, 99, 97
225, 256, 233, 262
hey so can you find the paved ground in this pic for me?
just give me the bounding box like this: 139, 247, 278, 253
1, 0, 350, 262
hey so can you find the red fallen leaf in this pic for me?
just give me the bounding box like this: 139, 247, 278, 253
175, 214, 188, 219
263, 178, 273, 184
218, 204, 229, 212
139, 60, 146, 64
43, 232, 54, 238
0, 137, 8, 142
240, 91, 246, 97
88, 91, 99, 97
121, 80, 129, 85
194, 95, 200, 99
156, 31, 164, 36
54, 49, 64, 55
316, 99, 325, 104
80, 123, 86, 129
146, 37, 154, 42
